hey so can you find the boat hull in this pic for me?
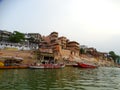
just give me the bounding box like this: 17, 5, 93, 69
0, 66, 28, 69
73, 64, 78, 67
76, 63, 97, 68
29, 64, 65, 69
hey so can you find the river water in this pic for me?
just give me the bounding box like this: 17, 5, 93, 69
0, 67, 120, 90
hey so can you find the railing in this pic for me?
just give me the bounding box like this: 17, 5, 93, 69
0, 42, 38, 50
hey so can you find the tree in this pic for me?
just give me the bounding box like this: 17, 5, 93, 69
109, 51, 119, 63
9, 31, 25, 43
80, 48, 85, 54
0, 36, 2, 41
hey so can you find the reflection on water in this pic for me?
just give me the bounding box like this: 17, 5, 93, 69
0, 67, 120, 90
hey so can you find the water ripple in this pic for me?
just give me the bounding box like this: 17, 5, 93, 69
0, 67, 120, 90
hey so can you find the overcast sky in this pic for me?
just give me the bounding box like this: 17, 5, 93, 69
0, 0, 120, 54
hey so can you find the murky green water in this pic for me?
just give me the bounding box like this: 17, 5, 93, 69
0, 67, 120, 90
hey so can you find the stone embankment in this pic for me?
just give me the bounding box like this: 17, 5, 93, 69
72, 55, 115, 67
0, 49, 115, 67
0, 49, 35, 65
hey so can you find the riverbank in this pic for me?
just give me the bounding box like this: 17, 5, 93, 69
78, 55, 115, 67
0, 49, 115, 67
0, 49, 35, 65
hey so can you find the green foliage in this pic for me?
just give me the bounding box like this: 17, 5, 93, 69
80, 48, 85, 54
9, 31, 25, 43
109, 51, 119, 62
0, 36, 2, 41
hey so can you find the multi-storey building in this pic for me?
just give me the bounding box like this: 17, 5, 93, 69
27, 33, 42, 43
86, 47, 99, 57
0, 30, 12, 41
50, 32, 58, 42
58, 36, 67, 49
66, 41, 80, 57
38, 32, 80, 62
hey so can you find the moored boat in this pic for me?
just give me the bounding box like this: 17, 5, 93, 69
29, 63, 65, 69
0, 56, 29, 69
0, 65, 28, 69
77, 62, 97, 68
72, 64, 78, 67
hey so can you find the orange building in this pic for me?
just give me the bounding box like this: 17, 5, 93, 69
38, 32, 80, 62
58, 36, 67, 49
66, 41, 80, 57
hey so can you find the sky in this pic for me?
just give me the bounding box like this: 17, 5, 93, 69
0, 0, 120, 55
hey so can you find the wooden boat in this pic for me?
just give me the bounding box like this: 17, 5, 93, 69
0, 65, 28, 69
77, 62, 97, 68
0, 56, 28, 69
72, 64, 78, 67
29, 64, 65, 69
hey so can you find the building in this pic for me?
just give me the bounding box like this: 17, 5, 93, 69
66, 41, 80, 57
38, 32, 80, 62
38, 48, 54, 64
86, 47, 100, 57
27, 33, 42, 43
58, 36, 67, 49
0, 30, 12, 41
